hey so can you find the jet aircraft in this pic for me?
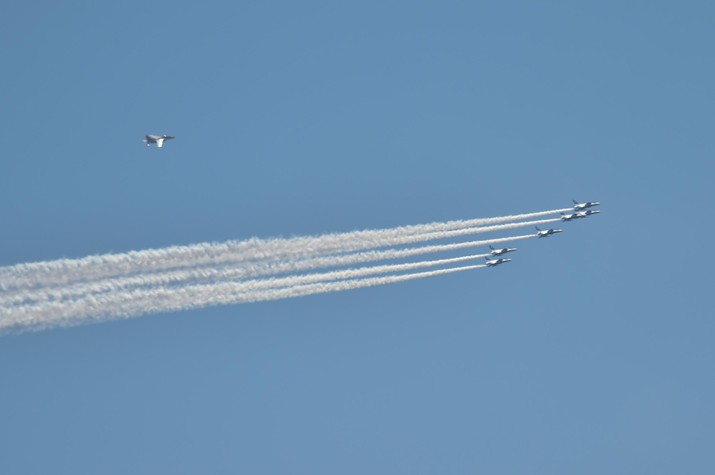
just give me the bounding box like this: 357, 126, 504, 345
560, 212, 582, 222
535, 226, 563, 238
485, 256, 512, 267
143, 134, 175, 148
573, 199, 600, 211
489, 245, 517, 256
578, 209, 601, 217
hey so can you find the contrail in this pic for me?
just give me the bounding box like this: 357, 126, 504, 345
1, 217, 559, 292
0, 206, 571, 334
238, 264, 485, 303
1, 257, 487, 333
1, 234, 535, 307
2, 206, 565, 285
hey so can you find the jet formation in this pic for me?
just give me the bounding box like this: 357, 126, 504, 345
538, 199, 600, 238
483, 200, 600, 268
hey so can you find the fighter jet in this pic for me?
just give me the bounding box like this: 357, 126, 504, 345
560, 212, 583, 222
535, 226, 563, 238
484, 256, 512, 267
489, 245, 517, 256
143, 134, 175, 148
572, 199, 601, 211
578, 209, 601, 217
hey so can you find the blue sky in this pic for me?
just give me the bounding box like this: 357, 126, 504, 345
1, 1, 713, 473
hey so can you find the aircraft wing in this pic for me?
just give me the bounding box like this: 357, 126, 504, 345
156, 138, 165, 148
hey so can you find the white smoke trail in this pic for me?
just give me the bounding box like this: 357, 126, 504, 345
2, 207, 564, 285
241, 264, 485, 302
1, 217, 559, 292
1, 234, 535, 307
1, 258, 486, 333
0, 206, 571, 335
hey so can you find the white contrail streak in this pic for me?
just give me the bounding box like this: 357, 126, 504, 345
1, 258, 486, 333
1, 217, 559, 291
0, 206, 572, 334
3, 206, 564, 283
241, 264, 485, 302
0, 234, 535, 307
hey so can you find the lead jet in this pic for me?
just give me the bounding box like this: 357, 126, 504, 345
485, 256, 512, 267
578, 209, 601, 217
143, 134, 175, 148
489, 245, 517, 256
572, 199, 600, 211
535, 226, 563, 238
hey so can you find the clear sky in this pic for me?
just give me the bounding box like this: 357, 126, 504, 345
1, 1, 713, 473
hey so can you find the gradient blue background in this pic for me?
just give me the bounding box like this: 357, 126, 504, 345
1, 1, 713, 473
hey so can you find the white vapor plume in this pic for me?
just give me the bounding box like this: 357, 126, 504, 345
1, 217, 559, 292
0, 206, 570, 334
2, 262, 484, 333
0, 234, 535, 308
